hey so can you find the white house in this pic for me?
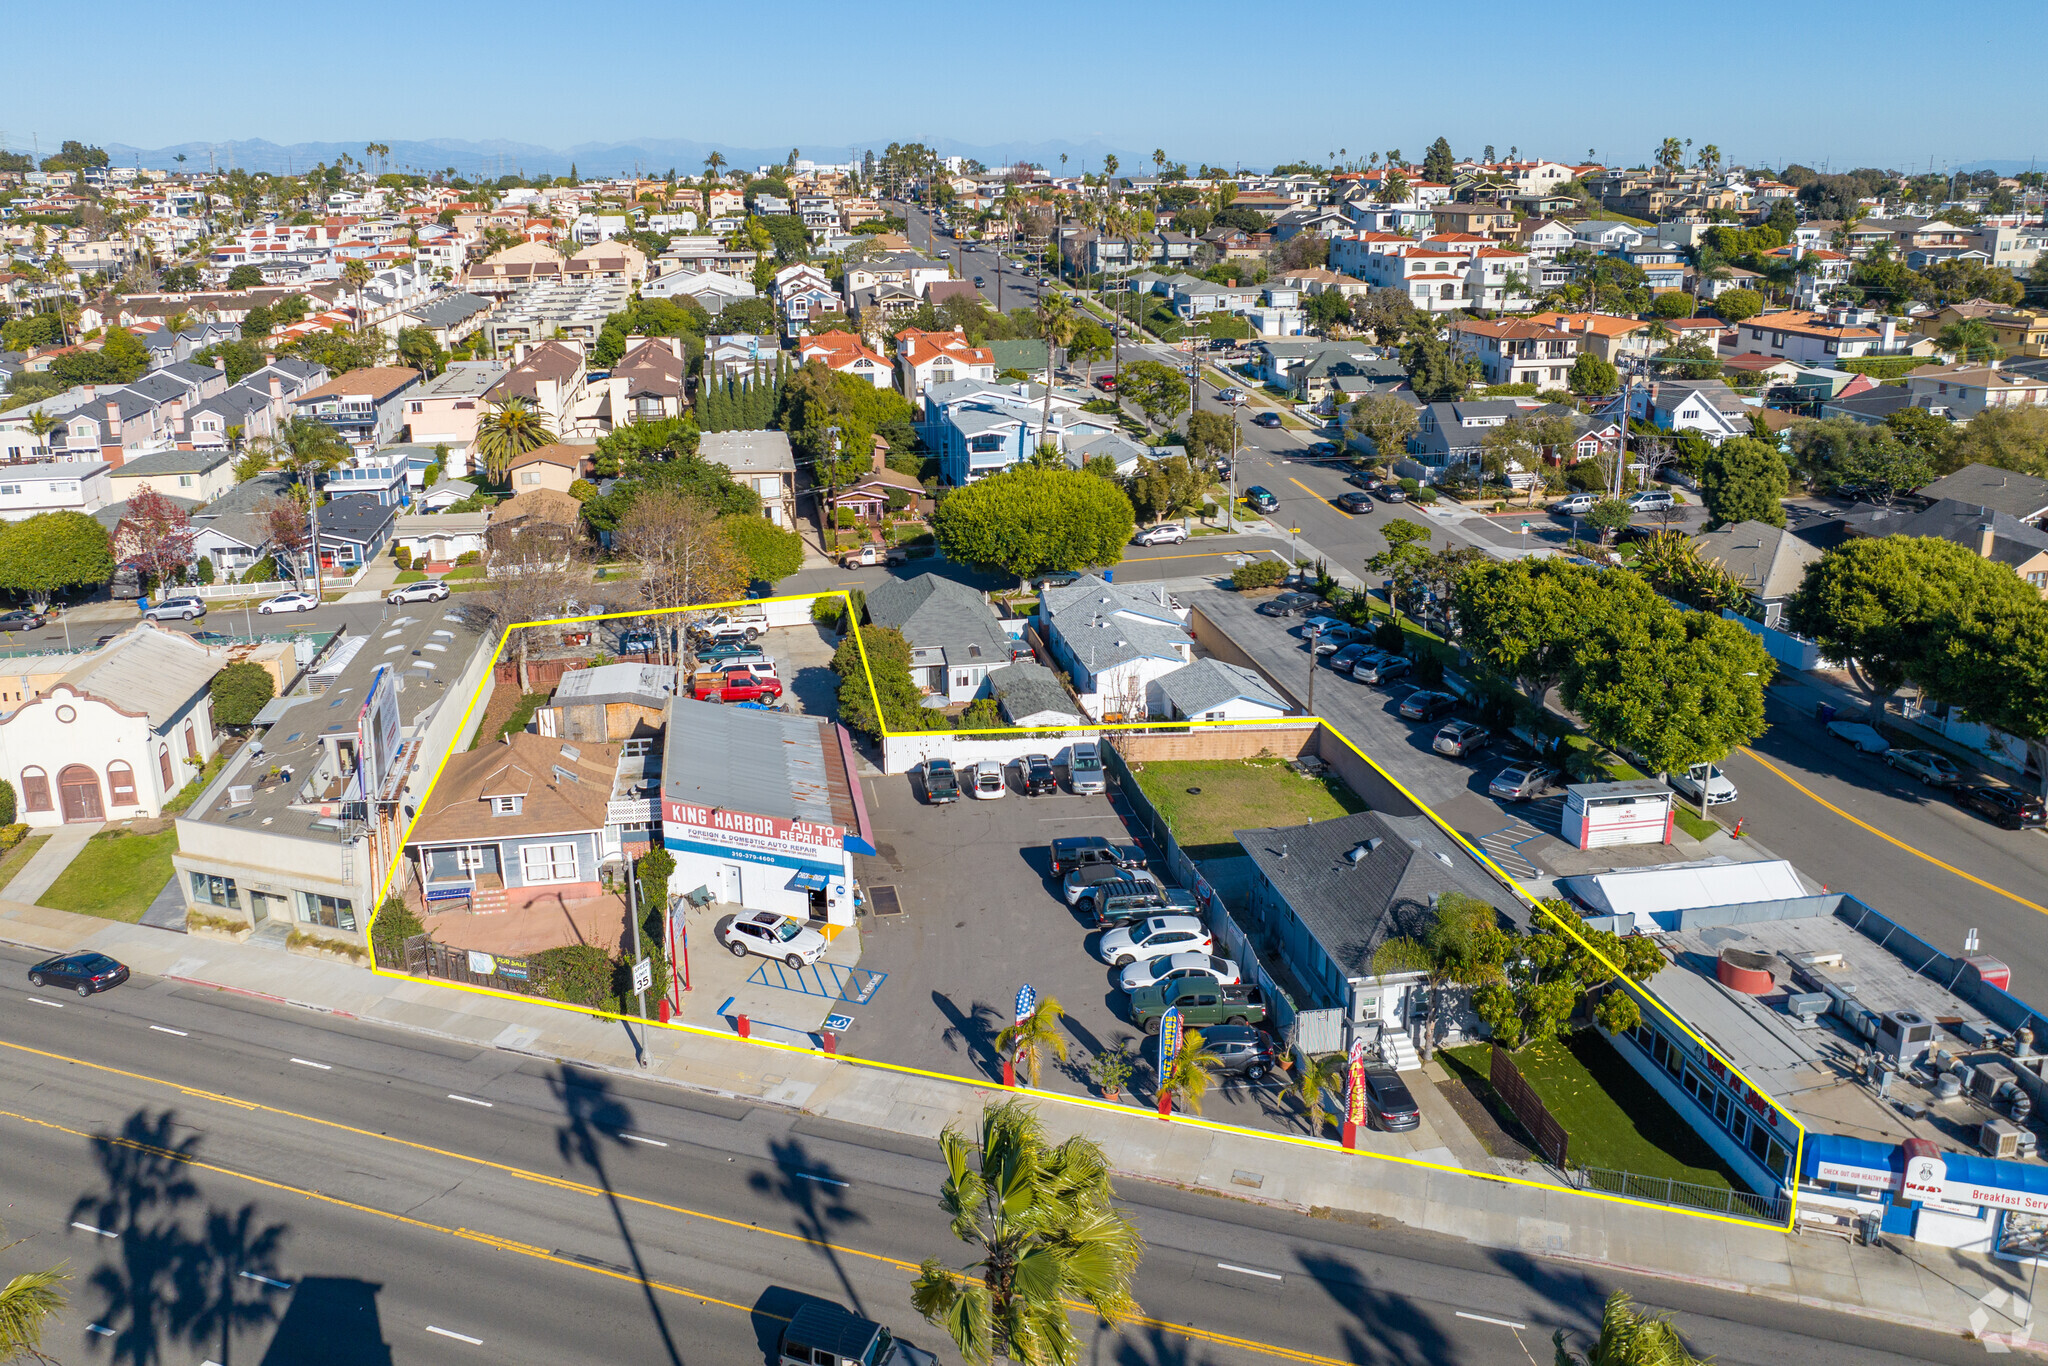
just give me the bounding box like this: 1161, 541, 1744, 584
1151, 658, 1292, 722
0, 459, 114, 521
1037, 576, 1192, 722
1729, 310, 1882, 367
0, 627, 225, 827
391, 510, 489, 566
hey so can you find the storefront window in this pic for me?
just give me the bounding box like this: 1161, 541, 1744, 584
190, 872, 240, 910
297, 892, 356, 931
1999, 1210, 2048, 1261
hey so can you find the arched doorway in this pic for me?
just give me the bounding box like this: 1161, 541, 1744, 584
58, 765, 104, 823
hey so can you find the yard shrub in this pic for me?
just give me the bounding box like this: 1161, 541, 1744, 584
533, 943, 619, 1012
393, 546, 413, 571
186, 908, 247, 934
455, 550, 482, 566
1230, 559, 1289, 590
1373, 620, 1406, 652
1414, 487, 1439, 503
834, 507, 856, 528
0, 779, 14, 826
210, 660, 276, 728
195, 558, 215, 584
1411, 649, 1446, 688
241, 555, 277, 583
0, 821, 27, 850
369, 892, 424, 965
1398, 477, 1421, 494
811, 596, 844, 627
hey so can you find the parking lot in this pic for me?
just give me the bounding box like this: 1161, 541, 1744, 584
842, 757, 1467, 1158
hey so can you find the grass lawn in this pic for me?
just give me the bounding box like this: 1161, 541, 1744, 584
0, 833, 52, 895
1442, 1033, 1740, 1188
393, 569, 427, 584
1131, 757, 1366, 860
1560, 737, 1719, 840
473, 692, 548, 750
41, 827, 181, 921
445, 564, 486, 580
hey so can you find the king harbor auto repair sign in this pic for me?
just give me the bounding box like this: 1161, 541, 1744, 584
662, 800, 844, 857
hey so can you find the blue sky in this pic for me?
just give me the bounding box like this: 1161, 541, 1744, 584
3, 0, 2040, 172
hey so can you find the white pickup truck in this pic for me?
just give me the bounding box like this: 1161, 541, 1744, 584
690, 611, 769, 645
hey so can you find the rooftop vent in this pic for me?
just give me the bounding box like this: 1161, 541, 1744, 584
226, 784, 253, 806
1717, 947, 1776, 995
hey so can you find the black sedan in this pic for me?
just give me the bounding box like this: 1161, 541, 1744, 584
29, 951, 130, 997
1954, 785, 2046, 829
1363, 1065, 1421, 1131
1253, 412, 1283, 429
1333, 490, 1375, 513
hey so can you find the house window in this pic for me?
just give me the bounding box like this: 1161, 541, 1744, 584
296, 891, 357, 931
521, 842, 579, 884
185, 722, 198, 759
19, 767, 51, 811
179, 475, 193, 488
189, 872, 240, 910
492, 795, 522, 815
107, 761, 137, 806
160, 748, 173, 789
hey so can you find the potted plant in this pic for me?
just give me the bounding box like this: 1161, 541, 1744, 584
1089, 1044, 1136, 1102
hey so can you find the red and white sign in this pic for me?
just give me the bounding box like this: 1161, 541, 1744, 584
662, 800, 843, 854
1816, 1160, 1900, 1192
1903, 1152, 1947, 1202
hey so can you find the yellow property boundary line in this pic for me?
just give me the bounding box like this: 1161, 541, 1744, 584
361, 588, 1802, 1233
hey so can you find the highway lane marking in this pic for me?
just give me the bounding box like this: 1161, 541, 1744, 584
794, 1171, 849, 1187
26, 998, 61, 1008
71, 1221, 117, 1238
239, 1271, 291, 1289
1217, 1262, 1283, 1281
1737, 747, 2048, 917
426, 1326, 484, 1345
290, 1058, 332, 1070
149, 1025, 189, 1036
0, 1057, 1355, 1366
447, 1093, 493, 1107
1456, 1311, 1528, 1330
620, 1133, 668, 1147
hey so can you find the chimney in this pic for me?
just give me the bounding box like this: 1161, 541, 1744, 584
269, 375, 283, 401
1882, 316, 1897, 352
1979, 514, 1996, 559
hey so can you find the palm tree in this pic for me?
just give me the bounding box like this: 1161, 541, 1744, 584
339, 258, 373, 330
1035, 292, 1078, 452
25, 410, 57, 455
1281, 1052, 1350, 1135
703, 151, 726, 183
995, 998, 1067, 1086
1156, 1028, 1224, 1114
1553, 1290, 1706, 1366
0, 1216, 69, 1363
473, 397, 555, 485
911, 1100, 1143, 1366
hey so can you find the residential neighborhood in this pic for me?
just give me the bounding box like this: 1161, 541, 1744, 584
5, 35, 2048, 1366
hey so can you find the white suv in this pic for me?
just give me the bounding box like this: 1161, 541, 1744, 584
387, 580, 450, 604
720, 910, 827, 968
1134, 523, 1188, 546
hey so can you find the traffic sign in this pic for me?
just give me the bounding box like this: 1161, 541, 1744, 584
632, 957, 654, 994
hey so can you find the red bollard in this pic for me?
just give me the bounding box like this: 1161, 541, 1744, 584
820, 1030, 837, 1055
734, 1013, 750, 1039
658, 998, 672, 1024
1157, 1093, 1172, 1120
1341, 1119, 1358, 1151
1003, 1058, 1016, 1088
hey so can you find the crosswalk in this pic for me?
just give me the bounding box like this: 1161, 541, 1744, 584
1475, 797, 1565, 881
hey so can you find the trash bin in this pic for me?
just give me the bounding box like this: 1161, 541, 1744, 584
1816, 702, 1836, 724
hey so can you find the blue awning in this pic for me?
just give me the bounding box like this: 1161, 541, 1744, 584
785, 865, 834, 892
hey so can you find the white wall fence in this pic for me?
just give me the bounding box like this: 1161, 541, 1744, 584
1720, 608, 1825, 671
189, 563, 371, 601
881, 730, 1101, 776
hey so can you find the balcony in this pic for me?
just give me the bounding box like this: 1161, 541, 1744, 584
607, 796, 661, 828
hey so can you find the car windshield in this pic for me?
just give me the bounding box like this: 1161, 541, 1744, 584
1072, 753, 1101, 773
772, 921, 804, 942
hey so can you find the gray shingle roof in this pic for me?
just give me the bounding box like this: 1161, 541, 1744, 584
1882, 498, 2048, 569
864, 574, 1012, 665
1156, 658, 1289, 717
108, 446, 235, 478
1689, 520, 1822, 600
987, 660, 1081, 724
1237, 810, 1524, 982
1918, 463, 2048, 521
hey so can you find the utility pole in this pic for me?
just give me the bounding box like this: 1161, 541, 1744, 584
1307, 624, 1322, 715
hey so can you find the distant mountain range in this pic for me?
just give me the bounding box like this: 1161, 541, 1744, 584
92, 136, 1144, 178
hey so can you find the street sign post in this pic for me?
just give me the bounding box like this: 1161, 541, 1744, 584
632, 957, 654, 995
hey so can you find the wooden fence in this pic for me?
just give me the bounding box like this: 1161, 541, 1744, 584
1490, 1044, 1571, 1169
403, 935, 539, 996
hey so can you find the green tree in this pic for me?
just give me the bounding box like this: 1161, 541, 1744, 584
996, 998, 1068, 1087
1402, 331, 1474, 402
720, 513, 804, 585
1422, 137, 1456, 183
1882, 406, 1960, 475
1473, 905, 1665, 1051
1367, 520, 1433, 618
1919, 597, 2048, 798
1950, 406, 2048, 479
1155, 1029, 1224, 1114
1653, 337, 1721, 380
1128, 455, 1208, 523
226, 264, 264, 290
1697, 436, 1788, 527
934, 467, 1136, 579
1650, 291, 1698, 319
1584, 496, 1633, 542
1281, 1053, 1350, 1136
1370, 891, 1509, 1059
1631, 531, 1746, 612
472, 397, 556, 484
1789, 535, 2038, 719
910, 1100, 1142, 1366
1182, 410, 1236, 466
1712, 288, 1765, 324
1565, 605, 1774, 784
0, 511, 116, 611
1554, 1289, 1707, 1366
0, 1217, 69, 1364
209, 660, 277, 727
1346, 391, 1419, 456
832, 624, 943, 740
1567, 352, 1619, 396
1456, 560, 1655, 704
1305, 287, 1351, 334
395, 325, 443, 378
1118, 360, 1190, 425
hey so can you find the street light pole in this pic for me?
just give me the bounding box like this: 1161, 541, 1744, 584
1307, 624, 1322, 716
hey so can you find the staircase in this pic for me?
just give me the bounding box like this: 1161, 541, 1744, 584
469, 885, 509, 915
1379, 1028, 1421, 1073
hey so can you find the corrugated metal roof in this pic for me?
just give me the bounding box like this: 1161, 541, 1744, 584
660, 696, 852, 828
59, 627, 221, 728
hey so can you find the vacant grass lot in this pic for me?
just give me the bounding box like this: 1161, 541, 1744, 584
1442, 1032, 1739, 1189
1131, 757, 1366, 860
41, 827, 181, 922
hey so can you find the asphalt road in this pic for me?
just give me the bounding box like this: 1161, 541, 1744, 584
0, 943, 1983, 1366
895, 200, 1048, 312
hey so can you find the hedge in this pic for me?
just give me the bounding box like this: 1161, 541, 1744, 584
1837, 355, 1939, 380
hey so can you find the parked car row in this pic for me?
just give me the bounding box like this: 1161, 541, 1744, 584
921, 742, 1108, 805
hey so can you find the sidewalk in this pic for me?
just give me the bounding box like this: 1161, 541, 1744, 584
0, 895, 2036, 1347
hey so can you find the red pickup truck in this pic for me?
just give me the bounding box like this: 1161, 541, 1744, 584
690, 669, 784, 704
